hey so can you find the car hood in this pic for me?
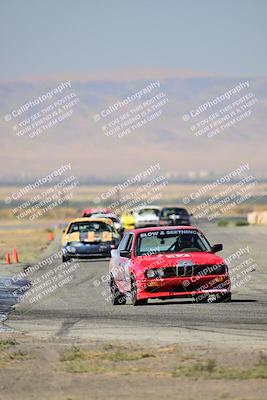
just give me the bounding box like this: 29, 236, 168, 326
64, 231, 114, 243
134, 252, 224, 268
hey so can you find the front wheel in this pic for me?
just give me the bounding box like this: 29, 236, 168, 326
195, 293, 209, 303
131, 276, 148, 306
62, 255, 70, 263
110, 276, 126, 305
216, 293, 232, 302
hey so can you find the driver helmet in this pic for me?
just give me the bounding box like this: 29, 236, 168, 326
177, 234, 194, 249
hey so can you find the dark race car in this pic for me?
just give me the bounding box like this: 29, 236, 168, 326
62, 218, 120, 262
109, 226, 231, 305
159, 207, 191, 226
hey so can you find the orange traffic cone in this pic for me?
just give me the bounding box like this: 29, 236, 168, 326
13, 248, 19, 263
5, 253, 11, 264
48, 232, 54, 241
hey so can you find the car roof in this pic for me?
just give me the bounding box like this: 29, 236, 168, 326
161, 206, 187, 210
128, 225, 200, 234
67, 217, 113, 224
135, 205, 161, 210
93, 213, 118, 219
82, 208, 111, 213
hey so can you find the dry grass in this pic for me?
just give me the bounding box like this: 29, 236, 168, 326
0, 228, 53, 263
59, 344, 267, 379
0, 339, 17, 349
0, 338, 29, 368
172, 358, 267, 379
60, 345, 155, 373
0, 337, 266, 399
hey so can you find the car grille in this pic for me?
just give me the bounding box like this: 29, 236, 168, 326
162, 264, 225, 277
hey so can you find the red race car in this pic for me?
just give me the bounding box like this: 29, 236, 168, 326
109, 226, 231, 306
82, 208, 112, 217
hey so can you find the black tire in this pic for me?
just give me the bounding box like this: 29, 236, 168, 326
195, 293, 209, 303
216, 293, 232, 303
62, 255, 70, 263
110, 276, 126, 305
131, 275, 148, 306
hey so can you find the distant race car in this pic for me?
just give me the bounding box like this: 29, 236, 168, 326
62, 218, 120, 262
120, 210, 135, 230
91, 213, 124, 237
109, 226, 231, 305
134, 206, 160, 228
82, 208, 112, 217
159, 207, 191, 226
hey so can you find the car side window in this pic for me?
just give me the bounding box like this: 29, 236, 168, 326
125, 234, 134, 253
67, 223, 73, 233
118, 234, 130, 251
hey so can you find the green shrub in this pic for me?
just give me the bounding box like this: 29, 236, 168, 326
217, 219, 229, 227
235, 221, 249, 227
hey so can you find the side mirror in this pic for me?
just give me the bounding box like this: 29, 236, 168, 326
190, 213, 193, 217
111, 249, 118, 258
212, 244, 223, 253
62, 229, 66, 233
120, 250, 130, 258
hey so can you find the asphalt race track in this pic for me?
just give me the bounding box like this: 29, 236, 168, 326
4, 222, 267, 347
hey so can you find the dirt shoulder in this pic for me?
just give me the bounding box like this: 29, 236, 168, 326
0, 334, 266, 400
0, 225, 60, 265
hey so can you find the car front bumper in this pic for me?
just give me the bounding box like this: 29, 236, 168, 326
63, 243, 117, 259
137, 275, 231, 300
160, 218, 191, 226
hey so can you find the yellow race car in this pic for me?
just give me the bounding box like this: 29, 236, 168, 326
61, 217, 120, 262
120, 210, 135, 230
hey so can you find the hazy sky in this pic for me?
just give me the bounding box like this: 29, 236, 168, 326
0, 0, 266, 79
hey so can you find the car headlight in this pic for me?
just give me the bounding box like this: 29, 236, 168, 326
146, 269, 156, 278
69, 241, 83, 247
200, 264, 226, 275
212, 264, 226, 274
146, 268, 164, 278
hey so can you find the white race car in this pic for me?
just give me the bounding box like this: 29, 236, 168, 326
134, 206, 160, 228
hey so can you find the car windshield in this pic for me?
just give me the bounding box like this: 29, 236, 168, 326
161, 208, 188, 217
109, 217, 119, 223
138, 208, 160, 216
135, 229, 212, 256
68, 221, 114, 233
